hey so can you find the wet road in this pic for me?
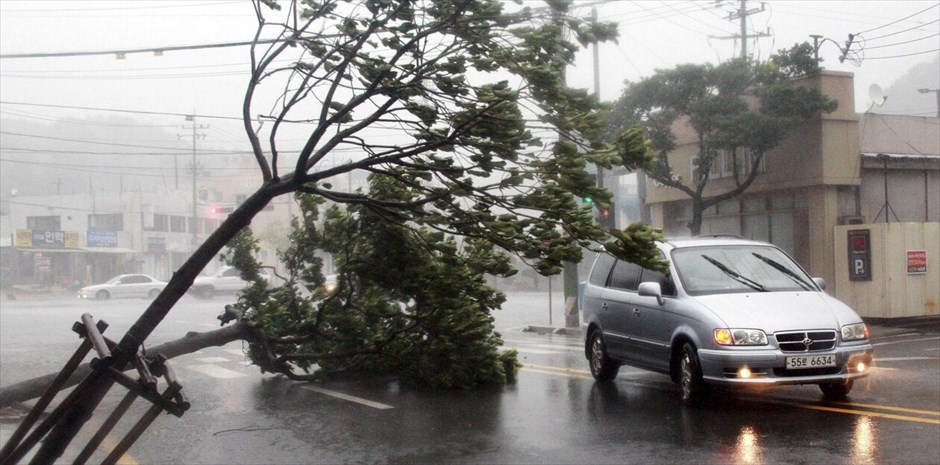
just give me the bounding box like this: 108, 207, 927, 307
1, 293, 938, 464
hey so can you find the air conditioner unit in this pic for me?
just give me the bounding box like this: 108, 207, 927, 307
838, 215, 866, 225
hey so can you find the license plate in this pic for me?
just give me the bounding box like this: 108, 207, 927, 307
786, 355, 836, 370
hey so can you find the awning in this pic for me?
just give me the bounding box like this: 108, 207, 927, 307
13, 247, 138, 254
14, 248, 84, 253
82, 247, 139, 254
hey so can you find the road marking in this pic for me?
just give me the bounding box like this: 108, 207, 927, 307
185, 364, 248, 379
510, 348, 563, 355
522, 365, 594, 380
194, 356, 230, 363
301, 386, 394, 410
522, 362, 939, 425
832, 401, 940, 417
786, 402, 940, 425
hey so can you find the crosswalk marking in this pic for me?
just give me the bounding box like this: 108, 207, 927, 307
185, 364, 248, 379
302, 386, 394, 410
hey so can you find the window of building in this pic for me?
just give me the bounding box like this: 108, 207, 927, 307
88, 213, 123, 231
146, 214, 168, 232
27, 216, 60, 231
691, 148, 765, 182
170, 216, 187, 233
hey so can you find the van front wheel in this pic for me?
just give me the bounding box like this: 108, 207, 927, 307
678, 342, 710, 405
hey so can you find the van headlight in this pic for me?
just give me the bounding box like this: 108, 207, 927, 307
841, 323, 869, 341
714, 328, 768, 346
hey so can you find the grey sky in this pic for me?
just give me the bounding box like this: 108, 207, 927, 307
0, 0, 938, 147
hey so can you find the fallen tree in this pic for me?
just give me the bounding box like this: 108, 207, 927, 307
0, 321, 251, 410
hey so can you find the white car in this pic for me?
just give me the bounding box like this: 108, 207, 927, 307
78, 274, 167, 300
191, 266, 270, 298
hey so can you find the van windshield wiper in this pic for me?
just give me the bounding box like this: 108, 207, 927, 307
751, 253, 814, 290
701, 255, 768, 292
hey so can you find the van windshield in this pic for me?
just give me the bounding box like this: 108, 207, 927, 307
671, 245, 817, 296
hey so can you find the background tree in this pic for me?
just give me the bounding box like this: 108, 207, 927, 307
605, 43, 838, 235
22, 0, 666, 459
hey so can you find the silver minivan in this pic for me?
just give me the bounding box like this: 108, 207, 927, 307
581, 237, 874, 405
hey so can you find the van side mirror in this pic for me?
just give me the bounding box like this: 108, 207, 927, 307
813, 277, 826, 291
638, 282, 664, 306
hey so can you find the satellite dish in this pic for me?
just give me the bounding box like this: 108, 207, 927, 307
869, 84, 887, 106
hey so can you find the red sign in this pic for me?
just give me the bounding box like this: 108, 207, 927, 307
907, 250, 928, 274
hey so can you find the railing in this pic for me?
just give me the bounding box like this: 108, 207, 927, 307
0, 313, 189, 465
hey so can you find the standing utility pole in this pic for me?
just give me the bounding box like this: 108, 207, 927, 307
713, 0, 770, 59
180, 115, 208, 247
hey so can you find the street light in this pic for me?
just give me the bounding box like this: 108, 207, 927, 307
917, 88, 940, 118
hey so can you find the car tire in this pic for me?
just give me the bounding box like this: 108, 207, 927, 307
819, 380, 854, 399
148, 289, 160, 299
588, 330, 620, 382
95, 290, 110, 300
678, 342, 710, 405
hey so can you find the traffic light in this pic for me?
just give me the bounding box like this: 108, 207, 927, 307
208, 206, 234, 216
597, 203, 615, 230
583, 196, 594, 205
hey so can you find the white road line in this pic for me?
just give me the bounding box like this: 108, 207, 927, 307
195, 356, 230, 363
301, 386, 394, 410
507, 348, 562, 355
185, 364, 248, 379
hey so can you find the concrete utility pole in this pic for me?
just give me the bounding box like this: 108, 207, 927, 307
713, 0, 771, 59
179, 115, 208, 247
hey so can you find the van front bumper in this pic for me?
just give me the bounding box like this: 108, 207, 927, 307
697, 343, 874, 386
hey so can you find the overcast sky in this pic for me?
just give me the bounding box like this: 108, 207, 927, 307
1, 0, 938, 150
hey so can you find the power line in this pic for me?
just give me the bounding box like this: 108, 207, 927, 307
0, 38, 281, 60
863, 48, 940, 60
0, 1, 240, 13
863, 19, 940, 42
864, 32, 940, 50
0, 101, 243, 121
854, 3, 940, 35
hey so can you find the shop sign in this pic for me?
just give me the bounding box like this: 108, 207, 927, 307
847, 229, 872, 281
906, 250, 928, 274
87, 230, 118, 247
15, 229, 31, 247
16, 229, 80, 248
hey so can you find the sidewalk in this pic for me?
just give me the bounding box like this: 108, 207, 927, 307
2, 286, 76, 301
865, 315, 940, 337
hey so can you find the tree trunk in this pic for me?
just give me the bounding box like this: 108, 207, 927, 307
0, 323, 254, 410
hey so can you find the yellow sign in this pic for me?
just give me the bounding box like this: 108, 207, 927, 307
15, 229, 32, 247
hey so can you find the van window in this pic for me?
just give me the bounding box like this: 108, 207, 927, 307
609, 260, 642, 291
589, 254, 616, 286
640, 268, 676, 296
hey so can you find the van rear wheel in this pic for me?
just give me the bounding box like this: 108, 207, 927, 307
588, 331, 620, 382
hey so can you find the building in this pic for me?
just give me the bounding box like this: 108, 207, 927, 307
629, 70, 938, 316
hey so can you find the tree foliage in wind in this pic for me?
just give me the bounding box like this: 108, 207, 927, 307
605, 43, 838, 235
0, 0, 674, 426
228, 178, 520, 388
